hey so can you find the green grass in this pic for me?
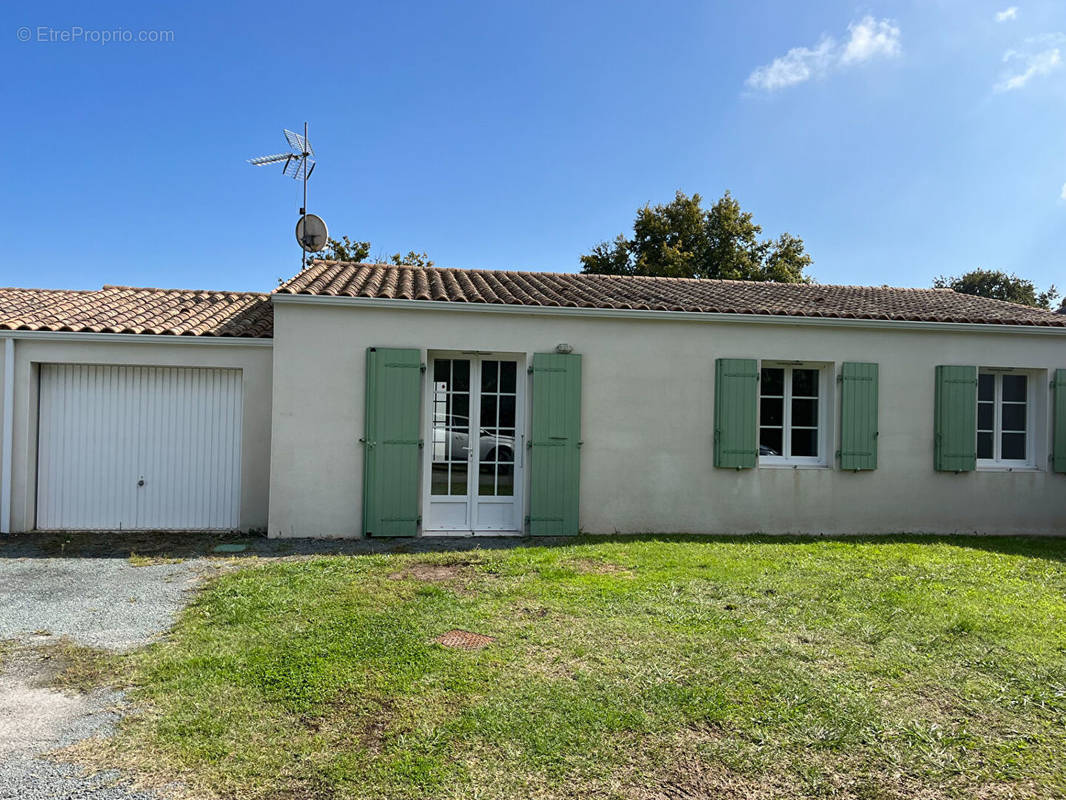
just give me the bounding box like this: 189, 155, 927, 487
102, 536, 1066, 799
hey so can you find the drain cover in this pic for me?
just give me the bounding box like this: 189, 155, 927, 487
434, 629, 495, 650
212, 543, 247, 553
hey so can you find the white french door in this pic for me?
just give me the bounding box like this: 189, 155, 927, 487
422, 354, 524, 534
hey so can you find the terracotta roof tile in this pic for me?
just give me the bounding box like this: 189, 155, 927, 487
275, 262, 1066, 328
0, 285, 273, 338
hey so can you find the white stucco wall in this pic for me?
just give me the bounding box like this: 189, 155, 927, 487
0, 334, 273, 533
268, 300, 1066, 538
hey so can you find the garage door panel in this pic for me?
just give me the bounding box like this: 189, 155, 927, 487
37, 365, 242, 531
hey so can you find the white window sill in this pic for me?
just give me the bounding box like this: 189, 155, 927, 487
975, 464, 1041, 473
758, 461, 829, 470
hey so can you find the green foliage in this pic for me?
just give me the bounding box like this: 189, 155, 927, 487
581, 191, 812, 282
933, 269, 1059, 309
305, 237, 434, 268
109, 537, 1066, 799
390, 250, 434, 267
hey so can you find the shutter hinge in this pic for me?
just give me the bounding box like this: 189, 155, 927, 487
420, 363, 427, 373
527, 365, 534, 374
577, 441, 584, 448
418, 439, 424, 449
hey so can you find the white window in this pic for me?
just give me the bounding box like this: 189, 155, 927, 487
759, 364, 827, 466
977, 371, 1032, 468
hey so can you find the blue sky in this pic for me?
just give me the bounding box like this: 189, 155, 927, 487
1, 0, 1063, 293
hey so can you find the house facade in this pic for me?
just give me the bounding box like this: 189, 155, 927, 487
2, 264, 1064, 537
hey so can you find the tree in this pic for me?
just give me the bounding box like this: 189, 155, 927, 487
580, 190, 812, 282
305, 236, 433, 268
933, 269, 1059, 309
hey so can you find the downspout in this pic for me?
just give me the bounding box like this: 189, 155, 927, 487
1, 337, 12, 533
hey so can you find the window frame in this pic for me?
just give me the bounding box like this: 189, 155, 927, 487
758, 361, 829, 468
976, 369, 1035, 470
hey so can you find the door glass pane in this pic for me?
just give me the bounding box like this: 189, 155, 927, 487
496, 462, 514, 496
500, 361, 517, 393
791, 428, 818, 457
481, 360, 499, 392
431, 464, 449, 495
452, 359, 470, 392
1001, 432, 1026, 460
480, 394, 497, 427
977, 432, 994, 460
499, 395, 516, 428
1002, 374, 1026, 403
450, 463, 468, 495
478, 464, 495, 496
792, 369, 818, 398
978, 373, 994, 401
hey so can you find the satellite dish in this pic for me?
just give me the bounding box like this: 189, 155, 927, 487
296, 214, 328, 252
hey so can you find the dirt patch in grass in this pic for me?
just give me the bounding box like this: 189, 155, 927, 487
29, 639, 123, 694
388, 559, 485, 582
566, 558, 632, 575
632, 754, 796, 800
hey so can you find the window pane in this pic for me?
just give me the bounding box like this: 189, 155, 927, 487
791, 428, 818, 457
450, 463, 468, 495
1001, 403, 1026, 432
500, 361, 517, 393
448, 429, 469, 461
1001, 433, 1026, 460
977, 432, 993, 459
452, 359, 470, 392
792, 369, 819, 398
977, 402, 994, 431
792, 398, 818, 428
759, 427, 782, 456
1002, 374, 1026, 402
480, 394, 497, 427
492, 431, 515, 463
481, 360, 499, 392
761, 368, 784, 396
760, 397, 783, 426
496, 463, 514, 496
431, 464, 449, 495
978, 373, 994, 401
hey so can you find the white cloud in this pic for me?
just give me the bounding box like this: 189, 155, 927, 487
995, 36, 1064, 91
995, 7, 1019, 22
1060, 182, 1066, 201
745, 38, 835, 91
841, 16, 902, 64
745, 17, 901, 91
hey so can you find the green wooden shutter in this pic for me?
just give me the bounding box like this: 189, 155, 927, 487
1053, 369, 1066, 474
839, 362, 879, 471
934, 365, 977, 472
714, 358, 758, 469
363, 347, 422, 537
528, 352, 581, 535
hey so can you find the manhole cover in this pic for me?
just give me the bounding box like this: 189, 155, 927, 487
434, 629, 495, 650
212, 543, 247, 553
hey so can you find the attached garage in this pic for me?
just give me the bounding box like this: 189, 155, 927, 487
0, 285, 274, 534
36, 364, 243, 530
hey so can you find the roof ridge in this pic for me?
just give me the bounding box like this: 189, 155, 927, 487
100, 284, 269, 297
304, 260, 959, 294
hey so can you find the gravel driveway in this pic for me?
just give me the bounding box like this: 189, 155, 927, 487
0, 535, 212, 799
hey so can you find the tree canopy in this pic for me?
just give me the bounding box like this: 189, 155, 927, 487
307, 236, 433, 268
580, 190, 812, 282
933, 269, 1059, 310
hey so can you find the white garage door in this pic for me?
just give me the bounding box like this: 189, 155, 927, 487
36, 364, 243, 530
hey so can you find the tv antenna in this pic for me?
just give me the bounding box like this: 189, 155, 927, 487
248, 122, 325, 269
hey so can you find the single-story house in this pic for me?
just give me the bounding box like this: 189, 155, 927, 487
1, 262, 1064, 537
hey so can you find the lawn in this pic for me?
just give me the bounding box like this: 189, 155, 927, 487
93, 537, 1066, 799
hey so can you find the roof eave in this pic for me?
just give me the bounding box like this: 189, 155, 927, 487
269, 293, 1066, 336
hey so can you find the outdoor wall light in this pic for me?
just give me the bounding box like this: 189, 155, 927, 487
555, 343, 573, 354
